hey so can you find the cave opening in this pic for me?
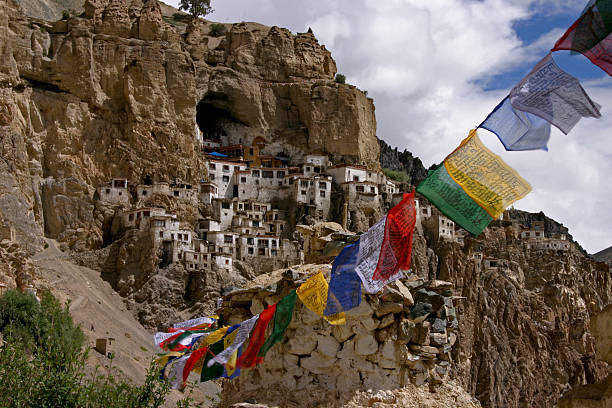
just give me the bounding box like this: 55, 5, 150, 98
195, 94, 236, 141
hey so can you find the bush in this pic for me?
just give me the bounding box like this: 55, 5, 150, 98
62, 9, 71, 20
383, 168, 410, 183
335, 73, 346, 84
0, 290, 189, 408
209, 23, 226, 37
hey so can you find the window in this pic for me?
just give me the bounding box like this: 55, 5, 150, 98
221, 202, 230, 209
144, 211, 150, 217
246, 229, 249, 234
318, 182, 327, 189
209, 163, 216, 170
253, 220, 259, 227
301, 190, 307, 195
225, 259, 229, 265
314, 166, 320, 173
271, 249, 278, 256
356, 185, 364, 192
249, 148, 254, 155
142, 190, 147, 196
159, 231, 163, 238
210, 174, 215, 180
223, 165, 230, 172
262, 171, 273, 178
320, 190, 326, 198
252, 170, 260, 177
129, 214, 134, 221
247, 238, 254, 245
300, 181, 308, 188
370, 186, 375, 193
222, 175, 230, 182
174, 191, 179, 196
105, 188, 110, 194
203, 255, 208, 260
248, 247, 253, 255
353, 176, 359, 181
277, 171, 285, 178
272, 240, 277, 248
241, 177, 247, 183
224, 235, 232, 243
280, 225, 284, 231
306, 166, 311, 172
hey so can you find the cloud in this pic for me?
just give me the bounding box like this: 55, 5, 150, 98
162, 0, 612, 253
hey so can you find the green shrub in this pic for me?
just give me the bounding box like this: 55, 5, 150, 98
62, 9, 71, 20
335, 73, 346, 84
0, 289, 190, 408
383, 168, 410, 183
209, 23, 226, 37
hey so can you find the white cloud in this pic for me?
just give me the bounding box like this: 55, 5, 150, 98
162, 0, 612, 253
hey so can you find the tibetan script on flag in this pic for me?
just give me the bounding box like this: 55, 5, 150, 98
509, 53, 601, 134
416, 164, 493, 236
480, 96, 551, 151
444, 130, 532, 219
297, 272, 346, 325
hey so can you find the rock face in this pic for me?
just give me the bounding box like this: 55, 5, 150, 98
0, 0, 379, 253
379, 138, 427, 185
593, 245, 612, 265
412, 222, 612, 408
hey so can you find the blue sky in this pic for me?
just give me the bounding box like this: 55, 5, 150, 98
165, 0, 612, 254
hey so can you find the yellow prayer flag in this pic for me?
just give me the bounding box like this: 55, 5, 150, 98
223, 330, 239, 376
154, 351, 184, 367
297, 272, 346, 325
197, 326, 229, 349
444, 130, 532, 218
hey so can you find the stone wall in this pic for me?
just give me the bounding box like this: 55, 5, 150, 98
218, 267, 463, 407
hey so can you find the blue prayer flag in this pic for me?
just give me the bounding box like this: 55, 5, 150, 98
324, 242, 362, 316
479, 96, 551, 151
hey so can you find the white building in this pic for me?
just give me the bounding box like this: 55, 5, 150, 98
207, 159, 248, 198
327, 164, 368, 183
98, 179, 129, 206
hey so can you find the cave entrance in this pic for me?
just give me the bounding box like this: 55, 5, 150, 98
196, 92, 242, 143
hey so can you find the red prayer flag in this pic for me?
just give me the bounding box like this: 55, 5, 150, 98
373, 191, 416, 281
552, 1, 612, 77
182, 346, 208, 383
236, 304, 277, 369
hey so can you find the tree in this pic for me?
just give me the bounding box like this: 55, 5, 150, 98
179, 0, 213, 19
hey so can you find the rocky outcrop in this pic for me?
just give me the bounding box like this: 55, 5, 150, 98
379, 138, 427, 186
218, 266, 468, 407
557, 304, 612, 408
593, 245, 612, 265
1, 0, 379, 252
415, 223, 612, 408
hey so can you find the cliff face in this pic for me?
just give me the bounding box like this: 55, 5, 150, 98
379, 138, 428, 186
0, 0, 379, 253
411, 222, 612, 408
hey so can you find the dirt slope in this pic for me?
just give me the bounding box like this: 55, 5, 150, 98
32, 239, 220, 406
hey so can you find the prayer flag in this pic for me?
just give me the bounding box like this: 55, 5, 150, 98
323, 242, 362, 316
552, 0, 612, 77
444, 130, 532, 219
373, 191, 416, 280
297, 272, 346, 325
258, 290, 297, 357
479, 96, 552, 151
355, 218, 403, 294
200, 339, 225, 382
172, 316, 217, 330
166, 354, 189, 389
207, 315, 259, 367
509, 53, 601, 134
236, 303, 277, 368
416, 164, 493, 236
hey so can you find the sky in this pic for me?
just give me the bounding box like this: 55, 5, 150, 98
164, 0, 612, 254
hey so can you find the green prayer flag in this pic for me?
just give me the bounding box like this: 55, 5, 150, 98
200, 339, 225, 382
258, 290, 297, 357
416, 165, 493, 236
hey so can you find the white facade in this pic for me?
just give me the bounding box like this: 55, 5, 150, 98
136, 182, 170, 201
98, 179, 129, 206
123, 207, 167, 229
327, 165, 368, 184
207, 159, 247, 199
